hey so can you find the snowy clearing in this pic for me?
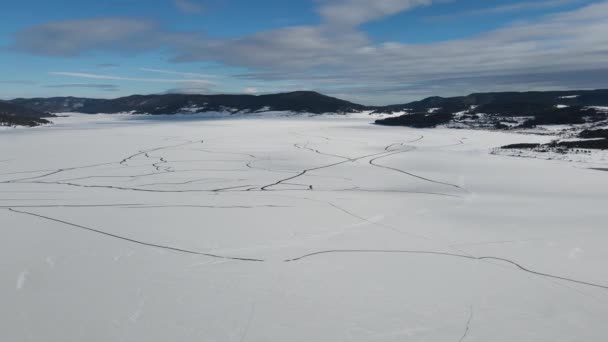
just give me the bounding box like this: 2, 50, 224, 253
1, 113, 608, 341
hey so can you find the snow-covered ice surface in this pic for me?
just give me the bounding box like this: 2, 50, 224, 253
1, 113, 608, 341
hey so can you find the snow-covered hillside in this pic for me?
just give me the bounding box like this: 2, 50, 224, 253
1, 114, 607, 341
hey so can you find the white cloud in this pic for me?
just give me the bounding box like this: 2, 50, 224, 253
139, 68, 218, 78
10, 1, 608, 103
427, 0, 588, 20
43, 84, 120, 91
173, 25, 370, 68
174, 0, 204, 14
468, 0, 586, 15
49, 72, 214, 85
318, 0, 432, 26
12, 18, 158, 56
244, 87, 258, 94
186, 1, 608, 103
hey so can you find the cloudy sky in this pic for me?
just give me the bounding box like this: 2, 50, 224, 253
1, 0, 607, 104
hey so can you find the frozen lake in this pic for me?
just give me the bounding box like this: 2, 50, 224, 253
1, 113, 607, 341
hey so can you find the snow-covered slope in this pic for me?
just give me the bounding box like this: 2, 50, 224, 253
1, 114, 607, 341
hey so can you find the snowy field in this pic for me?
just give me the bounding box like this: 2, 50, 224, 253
1, 113, 608, 341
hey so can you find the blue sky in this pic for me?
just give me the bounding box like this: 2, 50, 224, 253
1, 0, 607, 104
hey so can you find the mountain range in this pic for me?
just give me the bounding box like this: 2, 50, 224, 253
8, 91, 365, 116
374, 89, 608, 129
372, 89, 608, 114
2, 89, 608, 128
0, 101, 54, 127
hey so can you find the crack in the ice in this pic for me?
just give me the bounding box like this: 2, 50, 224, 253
2, 141, 204, 185
7, 208, 265, 262
246, 161, 298, 174
259, 148, 411, 191
294, 142, 352, 161
384, 135, 424, 151
5, 205, 607, 289
336, 188, 463, 198
135, 177, 243, 187
369, 149, 470, 194
283, 249, 608, 290
2, 162, 117, 183
0, 204, 144, 208
120, 140, 202, 166
23, 180, 254, 193
0, 204, 290, 209
0, 169, 55, 176
458, 305, 473, 342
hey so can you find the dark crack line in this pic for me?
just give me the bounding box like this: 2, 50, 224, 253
120, 140, 203, 166
369, 149, 470, 194
136, 178, 244, 187
5, 207, 606, 289
336, 188, 463, 198
458, 305, 473, 342
0, 169, 55, 176
259, 160, 346, 191
0, 198, 64, 201
294, 142, 352, 161
53, 171, 226, 183
0, 204, 291, 209
385, 143, 402, 151
120, 149, 159, 166
56, 175, 156, 182
211, 185, 255, 192
385, 135, 424, 151
162, 159, 251, 163
3, 162, 117, 183
123, 168, 252, 181
0, 204, 144, 208
0, 190, 64, 193
23, 180, 253, 193
4, 141, 203, 184
260, 148, 411, 191
246, 161, 298, 174
7, 208, 264, 262
283, 250, 608, 290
